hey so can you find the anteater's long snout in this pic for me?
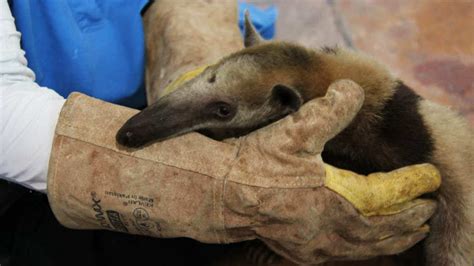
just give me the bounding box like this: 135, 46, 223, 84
116, 98, 203, 148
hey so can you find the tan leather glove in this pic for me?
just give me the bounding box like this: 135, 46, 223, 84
47, 80, 440, 265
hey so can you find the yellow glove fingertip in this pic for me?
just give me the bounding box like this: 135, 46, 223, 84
324, 163, 441, 216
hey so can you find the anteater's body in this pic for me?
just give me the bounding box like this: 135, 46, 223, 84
117, 18, 473, 266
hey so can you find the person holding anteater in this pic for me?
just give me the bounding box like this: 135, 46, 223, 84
1, 1, 440, 265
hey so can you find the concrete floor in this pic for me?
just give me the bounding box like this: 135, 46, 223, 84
247, 0, 474, 124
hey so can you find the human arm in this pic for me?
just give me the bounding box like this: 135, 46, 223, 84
0, 0, 65, 192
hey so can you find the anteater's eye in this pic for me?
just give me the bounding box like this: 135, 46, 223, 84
217, 105, 230, 117
208, 74, 216, 83
212, 102, 235, 120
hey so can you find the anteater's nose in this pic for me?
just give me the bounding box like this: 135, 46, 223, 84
116, 128, 146, 148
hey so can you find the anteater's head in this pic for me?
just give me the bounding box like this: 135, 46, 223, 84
117, 13, 332, 148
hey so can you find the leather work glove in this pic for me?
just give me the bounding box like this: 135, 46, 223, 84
47, 80, 440, 265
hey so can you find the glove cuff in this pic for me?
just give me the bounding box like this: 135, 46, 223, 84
47, 93, 239, 243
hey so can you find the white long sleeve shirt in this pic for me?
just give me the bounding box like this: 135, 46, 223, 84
0, 0, 66, 193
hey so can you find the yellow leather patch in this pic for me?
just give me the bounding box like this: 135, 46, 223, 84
161, 65, 210, 98
324, 163, 441, 216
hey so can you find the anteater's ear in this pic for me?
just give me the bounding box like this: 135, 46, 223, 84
244, 10, 263, 47
271, 84, 303, 111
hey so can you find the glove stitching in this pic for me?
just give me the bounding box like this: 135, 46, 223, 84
55, 129, 226, 178
219, 136, 245, 243
48, 135, 63, 212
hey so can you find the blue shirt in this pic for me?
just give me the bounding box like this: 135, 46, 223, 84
10, 0, 277, 109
